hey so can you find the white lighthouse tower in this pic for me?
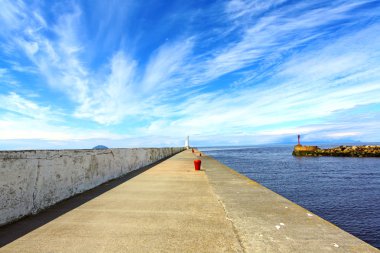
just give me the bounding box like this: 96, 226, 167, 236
185, 136, 190, 149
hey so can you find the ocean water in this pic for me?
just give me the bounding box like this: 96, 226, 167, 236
200, 145, 380, 249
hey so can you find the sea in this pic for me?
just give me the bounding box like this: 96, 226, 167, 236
199, 145, 380, 249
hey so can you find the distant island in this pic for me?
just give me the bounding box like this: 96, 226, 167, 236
292, 135, 380, 157
92, 145, 109, 150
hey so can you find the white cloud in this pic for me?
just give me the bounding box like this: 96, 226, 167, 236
0, 68, 7, 77
0, 0, 26, 33
141, 39, 194, 93
195, 0, 378, 84
0, 115, 124, 141
0, 93, 124, 144
225, 0, 287, 20
0, 0, 379, 147
74, 51, 139, 124
327, 132, 360, 138
0, 2, 90, 104
1, 1, 192, 125
0, 92, 56, 121
0, 92, 126, 142
138, 21, 380, 142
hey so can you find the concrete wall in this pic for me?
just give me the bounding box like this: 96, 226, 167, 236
0, 148, 183, 226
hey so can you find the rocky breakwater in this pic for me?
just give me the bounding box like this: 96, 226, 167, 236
292, 145, 380, 157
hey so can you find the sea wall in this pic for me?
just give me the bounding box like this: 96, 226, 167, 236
0, 148, 184, 226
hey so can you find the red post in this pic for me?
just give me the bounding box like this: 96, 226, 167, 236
199, 153, 202, 157
298, 134, 301, 145
192, 148, 194, 153
194, 160, 201, 170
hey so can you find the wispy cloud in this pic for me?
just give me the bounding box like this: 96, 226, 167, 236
0, 92, 56, 121
193, 0, 378, 84
140, 21, 380, 142
74, 51, 138, 124
0, 0, 379, 148
141, 39, 194, 93
0, 68, 6, 77
0, 93, 126, 143
225, 0, 287, 20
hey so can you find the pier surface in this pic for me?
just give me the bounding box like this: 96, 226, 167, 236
0, 150, 378, 252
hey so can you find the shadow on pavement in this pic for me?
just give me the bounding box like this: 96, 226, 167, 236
0, 156, 172, 247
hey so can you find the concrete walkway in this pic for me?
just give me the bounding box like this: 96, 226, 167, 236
0, 150, 242, 252
1, 150, 378, 252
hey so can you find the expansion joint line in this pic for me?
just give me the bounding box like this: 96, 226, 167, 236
216, 197, 247, 253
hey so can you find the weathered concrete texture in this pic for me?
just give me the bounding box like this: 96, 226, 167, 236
1, 150, 378, 252
0, 148, 183, 226
201, 155, 379, 253
0, 150, 242, 252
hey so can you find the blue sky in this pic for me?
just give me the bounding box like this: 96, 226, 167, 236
0, 0, 380, 149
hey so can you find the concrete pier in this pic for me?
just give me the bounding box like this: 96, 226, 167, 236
202, 154, 379, 252
0, 150, 378, 252
0, 148, 183, 226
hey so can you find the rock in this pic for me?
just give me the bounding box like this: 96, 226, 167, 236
293, 145, 380, 157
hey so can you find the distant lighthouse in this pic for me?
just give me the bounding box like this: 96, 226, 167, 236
185, 136, 190, 149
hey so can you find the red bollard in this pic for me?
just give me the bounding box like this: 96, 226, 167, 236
199, 153, 202, 156
194, 159, 201, 171
192, 148, 194, 153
